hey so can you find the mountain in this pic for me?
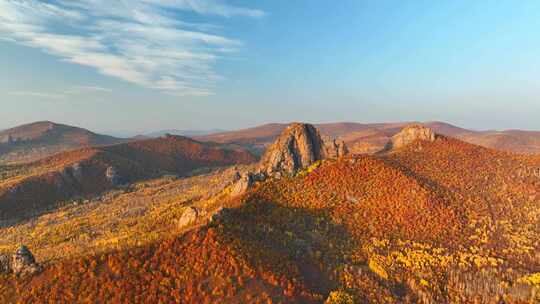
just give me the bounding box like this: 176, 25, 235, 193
458, 129, 540, 155
145, 129, 226, 138
0, 121, 126, 163
198, 121, 540, 155
1, 123, 539, 303
0, 135, 256, 223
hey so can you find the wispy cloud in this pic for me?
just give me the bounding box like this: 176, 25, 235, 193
9, 91, 67, 100
10, 85, 113, 100
67, 86, 113, 94
0, 0, 263, 96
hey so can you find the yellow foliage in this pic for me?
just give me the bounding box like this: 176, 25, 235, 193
325, 291, 354, 304
368, 256, 388, 280
518, 273, 540, 287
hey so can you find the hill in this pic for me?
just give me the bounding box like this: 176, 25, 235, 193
145, 129, 226, 138
198, 121, 540, 155
0, 135, 256, 223
0, 121, 126, 163
1, 125, 538, 303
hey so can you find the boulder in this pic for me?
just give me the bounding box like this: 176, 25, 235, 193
230, 172, 255, 196
11, 245, 40, 276
386, 124, 436, 150
258, 123, 327, 177
0, 254, 11, 274
177, 207, 200, 229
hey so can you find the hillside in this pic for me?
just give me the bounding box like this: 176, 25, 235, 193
1, 125, 538, 303
198, 121, 540, 155
0, 121, 125, 163
0, 135, 256, 223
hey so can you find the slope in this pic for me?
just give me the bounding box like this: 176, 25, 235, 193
0, 135, 256, 223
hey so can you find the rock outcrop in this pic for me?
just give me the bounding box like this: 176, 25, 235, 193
230, 172, 255, 196
226, 123, 349, 197
105, 166, 122, 186
385, 124, 436, 150
11, 245, 40, 276
177, 207, 201, 229
0, 254, 10, 274
325, 139, 349, 159
257, 123, 328, 178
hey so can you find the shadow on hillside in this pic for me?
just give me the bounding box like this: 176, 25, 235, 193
210, 196, 359, 298
377, 156, 481, 246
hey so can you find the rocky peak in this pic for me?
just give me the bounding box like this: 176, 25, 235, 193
386, 124, 436, 150
257, 123, 327, 178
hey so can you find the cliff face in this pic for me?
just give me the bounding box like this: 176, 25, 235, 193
257, 123, 327, 178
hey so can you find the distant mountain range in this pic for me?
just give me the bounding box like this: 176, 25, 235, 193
198, 121, 540, 155
1, 120, 539, 165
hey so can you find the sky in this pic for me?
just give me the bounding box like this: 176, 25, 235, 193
1, 0, 540, 135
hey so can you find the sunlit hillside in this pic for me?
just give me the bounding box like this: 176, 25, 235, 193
1, 133, 538, 303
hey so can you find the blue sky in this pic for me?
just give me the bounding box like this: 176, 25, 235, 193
1, 0, 539, 135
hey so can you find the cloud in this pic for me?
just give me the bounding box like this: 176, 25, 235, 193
10, 85, 113, 100
9, 91, 67, 100
0, 0, 263, 96
67, 86, 113, 94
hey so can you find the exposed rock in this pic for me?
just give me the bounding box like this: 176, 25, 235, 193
230, 172, 255, 196
386, 124, 436, 150
11, 245, 40, 276
105, 166, 122, 186
346, 194, 359, 204
258, 123, 327, 177
325, 139, 349, 159
177, 207, 200, 229
0, 254, 11, 274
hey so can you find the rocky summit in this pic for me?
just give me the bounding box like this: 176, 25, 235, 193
385, 123, 436, 150
257, 123, 347, 178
